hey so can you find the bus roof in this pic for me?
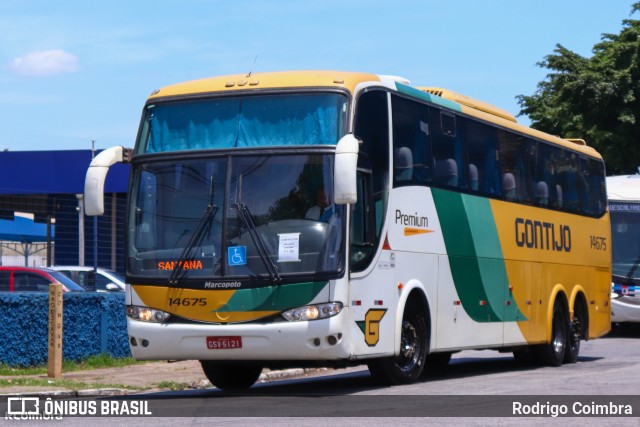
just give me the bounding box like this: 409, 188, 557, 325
607, 175, 640, 201
148, 70, 381, 99
148, 70, 603, 160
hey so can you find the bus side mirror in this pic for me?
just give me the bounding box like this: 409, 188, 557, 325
334, 134, 359, 205
84, 146, 130, 216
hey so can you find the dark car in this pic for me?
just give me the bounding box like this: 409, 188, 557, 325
0, 266, 85, 292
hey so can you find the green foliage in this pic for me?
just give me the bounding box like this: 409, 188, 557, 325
518, 2, 640, 174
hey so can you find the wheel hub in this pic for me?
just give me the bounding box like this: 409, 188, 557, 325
400, 321, 418, 361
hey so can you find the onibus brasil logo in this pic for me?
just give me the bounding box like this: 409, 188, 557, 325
5, 396, 152, 419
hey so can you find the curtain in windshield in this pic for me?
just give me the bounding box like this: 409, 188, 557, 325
128, 154, 345, 281
145, 93, 346, 153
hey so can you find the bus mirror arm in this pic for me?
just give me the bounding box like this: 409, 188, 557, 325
84, 146, 132, 216
334, 134, 360, 205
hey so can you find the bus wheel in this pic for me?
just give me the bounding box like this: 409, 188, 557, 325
564, 301, 586, 364
200, 361, 263, 390
368, 302, 428, 385
535, 302, 567, 366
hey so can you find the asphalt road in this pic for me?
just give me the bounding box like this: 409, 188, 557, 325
5, 324, 640, 426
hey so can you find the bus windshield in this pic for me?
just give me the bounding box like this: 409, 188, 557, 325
610, 201, 640, 282
128, 153, 345, 284
138, 92, 348, 153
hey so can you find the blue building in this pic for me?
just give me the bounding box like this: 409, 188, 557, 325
0, 150, 129, 272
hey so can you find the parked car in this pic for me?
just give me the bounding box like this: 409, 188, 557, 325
50, 266, 126, 292
0, 266, 85, 292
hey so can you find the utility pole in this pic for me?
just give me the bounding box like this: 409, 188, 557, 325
92, 140, 98, 290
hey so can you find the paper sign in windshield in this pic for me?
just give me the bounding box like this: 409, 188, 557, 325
278, 233, 300, 262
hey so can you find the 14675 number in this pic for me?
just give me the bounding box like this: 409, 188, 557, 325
590, 235, 607, 251
168, 297, 206, 307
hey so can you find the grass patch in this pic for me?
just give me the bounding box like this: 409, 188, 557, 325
155, 380, 193, 391
0, 376, 144, 391
0, 354, 157, 392
0, 354, 144, 376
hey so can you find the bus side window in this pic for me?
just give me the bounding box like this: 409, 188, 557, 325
469, 164, 479, 191
353, 89, 389, 271
431, 108, 466, 190
391, 95, 431, 187
553, 151, 579, 212
502, 172, 517, 201
466, 120, 499, 195
497, 131, 533, 203
587, 158, 606, 215
394, 147, 413, 183
534, 181, 549, 206
435, 159, 458, 187
537, 143, 562, 209
350, 171, 376, 271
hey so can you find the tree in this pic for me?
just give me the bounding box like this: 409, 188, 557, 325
518, 3, 640, 175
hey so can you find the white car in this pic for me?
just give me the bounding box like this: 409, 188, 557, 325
51, 266, 126, 292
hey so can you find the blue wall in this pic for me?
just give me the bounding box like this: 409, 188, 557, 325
0, 293, 130, 367
0, 150, 129, 195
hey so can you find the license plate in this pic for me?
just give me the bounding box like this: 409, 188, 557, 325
206, 336, 242, 349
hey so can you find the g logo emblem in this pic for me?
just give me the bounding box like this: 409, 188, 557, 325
356, 309, 387, 347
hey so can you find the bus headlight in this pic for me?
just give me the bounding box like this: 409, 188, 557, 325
127, 305, 171, 323
282, 302, 343, 322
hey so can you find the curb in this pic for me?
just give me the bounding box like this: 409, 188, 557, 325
1, 368, 319, 398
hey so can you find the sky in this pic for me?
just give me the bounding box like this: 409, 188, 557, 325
0, 0, 636, 152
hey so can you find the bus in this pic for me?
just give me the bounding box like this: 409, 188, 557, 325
84, 71, 611, 389
608, 173, 640, 323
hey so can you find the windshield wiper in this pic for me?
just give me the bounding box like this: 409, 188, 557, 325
234, 202, 281, 284
612, 256, 640, 296
169, 177, 218, 286
626, 256, 640, 285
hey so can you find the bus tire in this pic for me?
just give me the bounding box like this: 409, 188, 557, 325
564, 299, 586, 364
535, 302, 567, 367
200, 361, 262, 390
367, 301, 428, 385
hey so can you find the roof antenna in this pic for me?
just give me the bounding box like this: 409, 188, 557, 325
247, 55, 258, 77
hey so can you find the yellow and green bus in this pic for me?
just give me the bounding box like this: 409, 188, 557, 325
85, 71, 611, 389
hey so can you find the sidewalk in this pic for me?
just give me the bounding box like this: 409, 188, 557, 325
0, 360, 323, 397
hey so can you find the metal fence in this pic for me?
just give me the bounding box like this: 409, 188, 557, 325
0, 193, 127, 274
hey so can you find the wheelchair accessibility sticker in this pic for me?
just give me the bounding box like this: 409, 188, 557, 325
228, 246, 247, 266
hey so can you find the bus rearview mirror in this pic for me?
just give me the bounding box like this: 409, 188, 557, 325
84, 146, 128, 216
334, 134, 359, 205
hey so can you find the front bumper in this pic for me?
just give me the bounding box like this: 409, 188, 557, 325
127, 309, 352, 361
